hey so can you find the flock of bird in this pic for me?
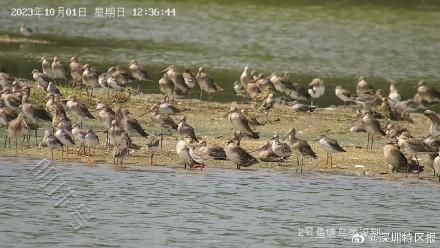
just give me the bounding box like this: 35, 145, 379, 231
1, 53, 440, 181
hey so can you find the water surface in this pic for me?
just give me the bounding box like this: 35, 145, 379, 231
0, 158, 439, 247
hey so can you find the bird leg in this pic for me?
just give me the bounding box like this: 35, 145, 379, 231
150, 153, 154, 166
199, 91, 203, 101
51, 149, 54, 160
366, 134, 370, 150
330, 154, 333, 166
296, 156, 300, 173
15, 137, 18, 157
414, 154, 420, 178
370, 135, 374, 150
34, 129, 38, 146
301, 157, 304, 174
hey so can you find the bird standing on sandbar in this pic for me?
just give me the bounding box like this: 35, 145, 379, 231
284, 128, 317, 173
308, 78, 325, 106
69, 57, 83, 87
128, 60, 152, 82
40, 57, 53, 78
318, 135, 346, 167
195, 67, 224, 101
20, 24, 33, 37
383, 142, 408, 173
85, 129, 99, 159
161, 65, 191, 97
424, 110, 440, 136
120, 110, 149, 138
32, 69, 50, 92
227, 106, 259, 139
270, 134, 292, 166
335, 85, 355, 105
361, 111, 386, 150
177, 116, 198, 142
66, 95, 95, 127
224, 138, 258, 169
148, 106, 178, 134
41, 129, 63, 160
51, 56, 67, 80
55, 127, 75, 158
82, 64, 99, 96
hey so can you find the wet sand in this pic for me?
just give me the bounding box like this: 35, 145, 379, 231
0, 83, 438, 183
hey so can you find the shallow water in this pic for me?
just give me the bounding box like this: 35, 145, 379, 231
1, 0, 440, 105
0, 158, 439, 247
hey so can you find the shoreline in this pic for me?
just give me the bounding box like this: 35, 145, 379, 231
1, 86, 439, 184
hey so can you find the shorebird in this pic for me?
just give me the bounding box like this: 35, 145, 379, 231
196, 140, 227, 160
85, 129, 99, 158
270, 73, 310, 101
424, 110, 440, 136
146, 137, 160, 165
270, 134, 292, 166
356, 76, 374, 95
176, 139, 203, 169
32, 69, 50, 91
385, 123, 408, 139
66, 95, 95, 127
383, 142, 408, 173
158, 97, 180, 114
177, 116, 198, 142
20, 24, 33, 37
196, 67, 224, 101
158, 73, 174, 99
21, 88, 52, 124
51, 56, 67, 80
240, 66, 252, 88
55, 127, 75, 158
395, 99, 425, 113
256, 142, 282, 162
57, 115, 72, 132
113, 142, 129, 167
46, 82, 61, 96
108, 120, 123, 147
245, 81, 261, 100
107, 76, 125, 92
398, 131, 434, 177
1, 88, 21, 109
355, 90, 382, 107
284, 128, 317, 173
388, 79, 401, 103
182, 69, 197, 89
335, 85, 355, 104
69, 57, 83, 86
72, 124, 86, 155
224, 138, 258, 169
233, 81, 245, 96
42, 129, 63, 160
259, 92, 275, 112
81, 64, 99, 96
308, 78, 325, 106
361, 111, 386, 150
0, 100, 18, 129
227, 106, 259, 139
317, 135, 346, 167
107, 66, 134, 86
96, 102, 115, 129
255, 74, 274, 92
6, 114, 25, 155
290, 101, 316, 112
40, 57, 53, 78
149, 106, 178, 133
128, 60, 152, 82
120, 110, 149, 138
161, 65, 191, 97
433, 153, 440, 182
414, 80, 440, 104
